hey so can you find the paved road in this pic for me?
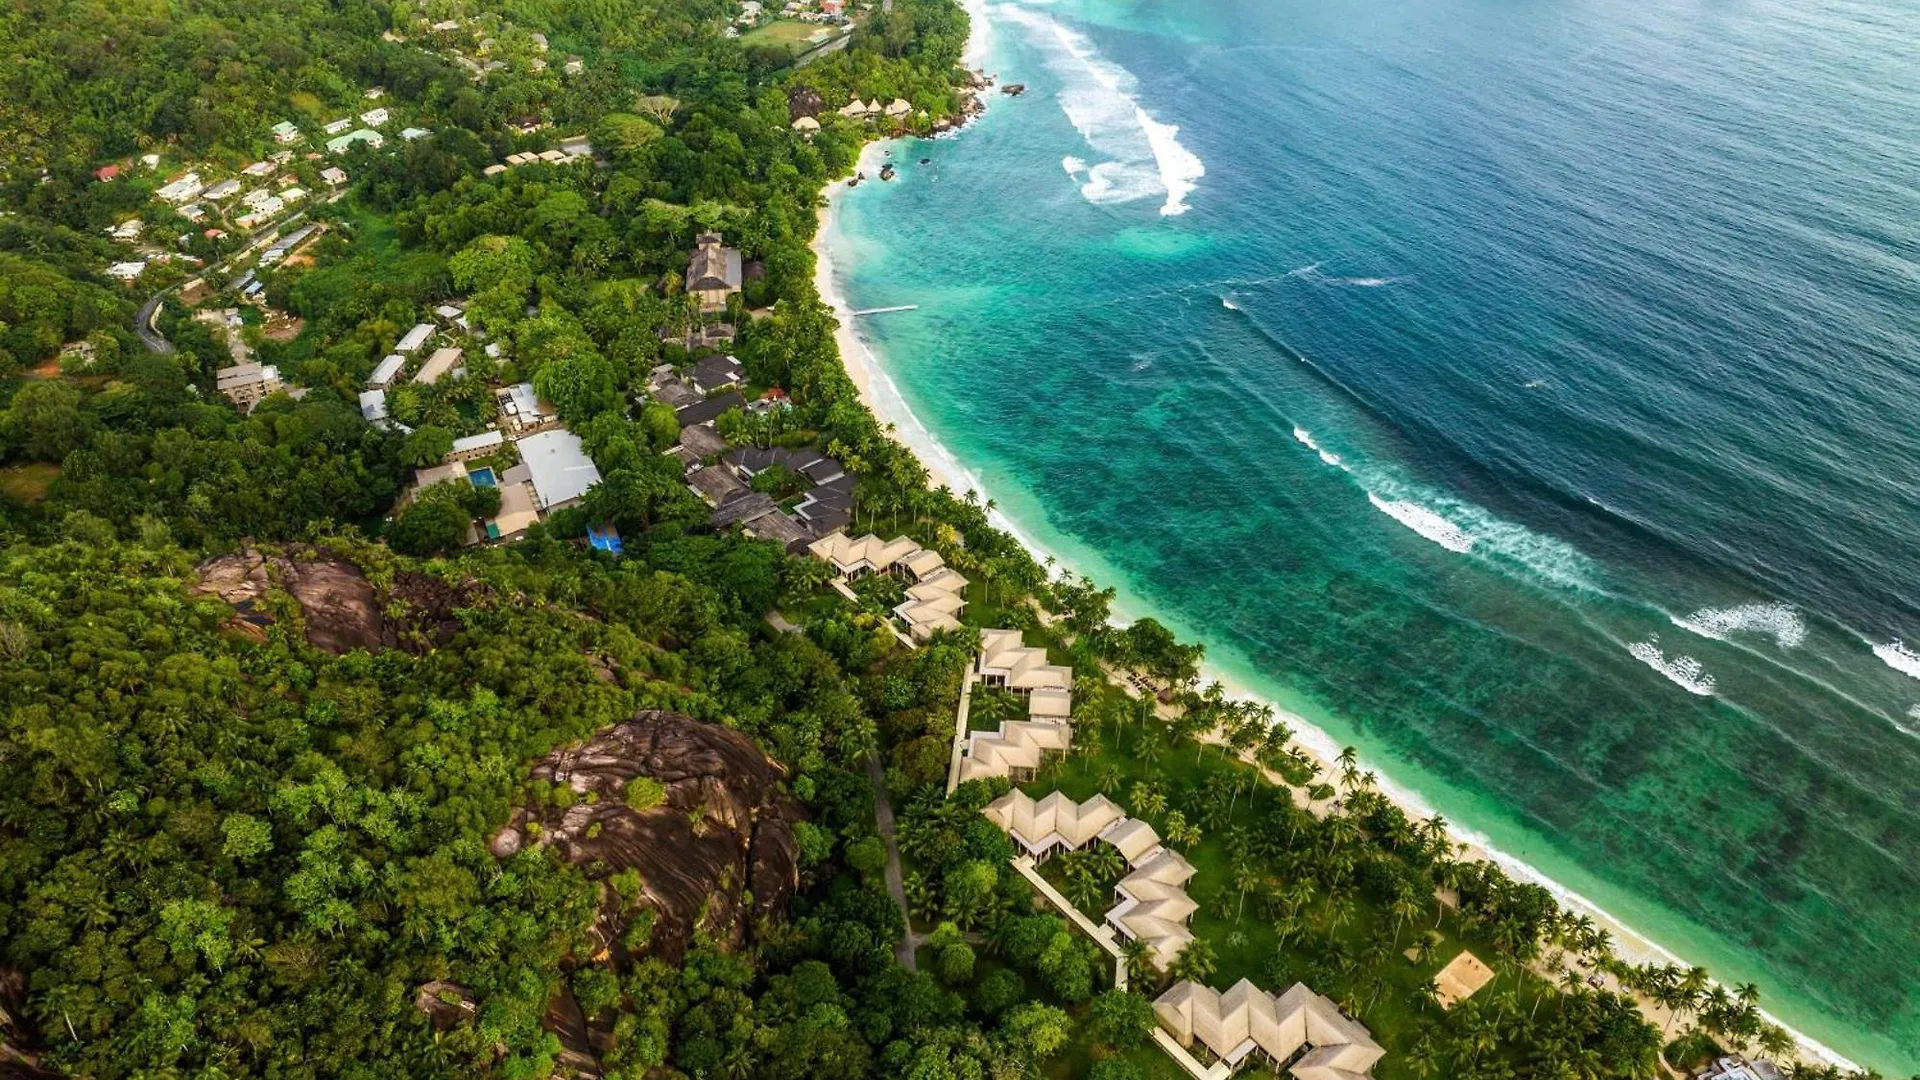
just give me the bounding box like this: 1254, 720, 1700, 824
134, 292, 173, 353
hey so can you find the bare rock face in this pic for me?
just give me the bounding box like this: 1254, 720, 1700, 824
194, 547, 472, 655
510, 711, 802, 965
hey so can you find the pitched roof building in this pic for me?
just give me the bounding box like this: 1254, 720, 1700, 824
1153, 980, 1384, 1080
686, 231, 743, 312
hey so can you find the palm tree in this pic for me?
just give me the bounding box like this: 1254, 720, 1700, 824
1121, 936, 1157, 987
1168, 939, 1217, 985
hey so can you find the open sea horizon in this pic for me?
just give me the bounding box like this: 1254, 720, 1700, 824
824, 0, 1920, 1069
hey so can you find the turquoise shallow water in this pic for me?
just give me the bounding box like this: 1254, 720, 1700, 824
827, 0, 1920, 1069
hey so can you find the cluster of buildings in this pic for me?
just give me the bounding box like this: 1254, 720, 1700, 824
663, 352, 857, 552
808, 533, 969, 640
356, 303, 601, 545
983, 788, 1383, 1078
984, 788, 1198, 973
837, 96, 915, 123
484, 135, 595, 176
955, 629, 1075, 781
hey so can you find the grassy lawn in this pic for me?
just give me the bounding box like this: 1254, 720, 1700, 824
0, 462, 59, 504
1022, 700, 1559, 1080
739, 19, 838, 52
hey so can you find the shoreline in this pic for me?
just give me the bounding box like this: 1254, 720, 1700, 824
805, 20, 1858, 1075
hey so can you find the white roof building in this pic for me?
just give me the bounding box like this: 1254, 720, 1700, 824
324, 118, 353, 135
395, 323, 435, 354
107, 261, 147, 281
368, 354, 407, 388
358, 388, 389, 423
321, 167, 349, 186
518, 428, 601, 510
155, 173, 204, 204
447, 430, 505, 460
401, 127, 433, 141
360, 107, 391, 127
203, 179, 244, 201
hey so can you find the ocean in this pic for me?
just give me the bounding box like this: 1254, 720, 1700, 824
820, 0, 1920, 1069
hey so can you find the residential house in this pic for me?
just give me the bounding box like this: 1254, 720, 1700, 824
324, 119, 353, 136
518, 428, 601, 510
107, 261, 147, 281
179, 205, 207, 223
203, 179, 243, 201
394, 323, 435, 354
368, 354, 406, 389
885, 98, 912, 120
361, 107, 391, 127
792, 116, 821, 135
243, 160, 275, 177
215, 363, 283, 410
271, 120, 303, 144
155, 173, 205, 204
686, 231, 744, 312
445, 430, 504, 463
401, 127, 433, 141
674, 391, 747, 429
496, 382, 558, 434
413, 346, 463, 384
110, 219, 143, 241
321, 167, 349, 187
358, 389, 390, 424
690, 354, 745, 395
326, 129, 384, 155
94, 164, 121, 182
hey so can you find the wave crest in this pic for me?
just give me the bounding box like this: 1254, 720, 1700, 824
1367, 494, 1475, 553
1873, 639, 1920, 680
999, 5, 1203, 216
1628, 640, 1717, 696
1675, 603, 1807, 650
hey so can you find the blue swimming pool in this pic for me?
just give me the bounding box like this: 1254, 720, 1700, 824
467, 466, 497, 487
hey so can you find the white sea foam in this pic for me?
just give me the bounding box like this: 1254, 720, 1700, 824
1675, 602, 1807, 650
995, 3, 1202, 215
1332, 276, 1403, 287
1872, 639, 1920, 680
1290, 426, 1346, 469
1291, 423, 1597, 590
1285, 262, 1321, 277
1628, 640, 1718, 696
1367, 494, 1475, 553
1220, 295, 1241, 311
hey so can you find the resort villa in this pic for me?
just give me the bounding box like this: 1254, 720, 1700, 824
215, 363, 283, 410
1153, 979, 1385, 1080
979, 787, 1196, 973
806, 531, 971, 641
686, 231, 743, 312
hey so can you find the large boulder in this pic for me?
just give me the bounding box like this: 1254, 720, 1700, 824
194, 547, 472, 654
500, 711, 802, 965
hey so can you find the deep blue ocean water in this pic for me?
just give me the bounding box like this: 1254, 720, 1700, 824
824, 0, 1920, 1067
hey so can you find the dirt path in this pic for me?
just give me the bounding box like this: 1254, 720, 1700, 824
865, 755, 920, 970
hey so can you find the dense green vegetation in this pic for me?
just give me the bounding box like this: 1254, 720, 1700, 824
0, 1, 1899, 1079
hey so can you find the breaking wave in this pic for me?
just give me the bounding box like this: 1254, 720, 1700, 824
1290, 425, 1347, 469
997, 4, 1203, 215
1873, 639, 1920, 680
1289, 426, 1598, 590
1367, 494, 1475, 553
1675, 603, 1807, 650
1628, 640, 1718, 696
